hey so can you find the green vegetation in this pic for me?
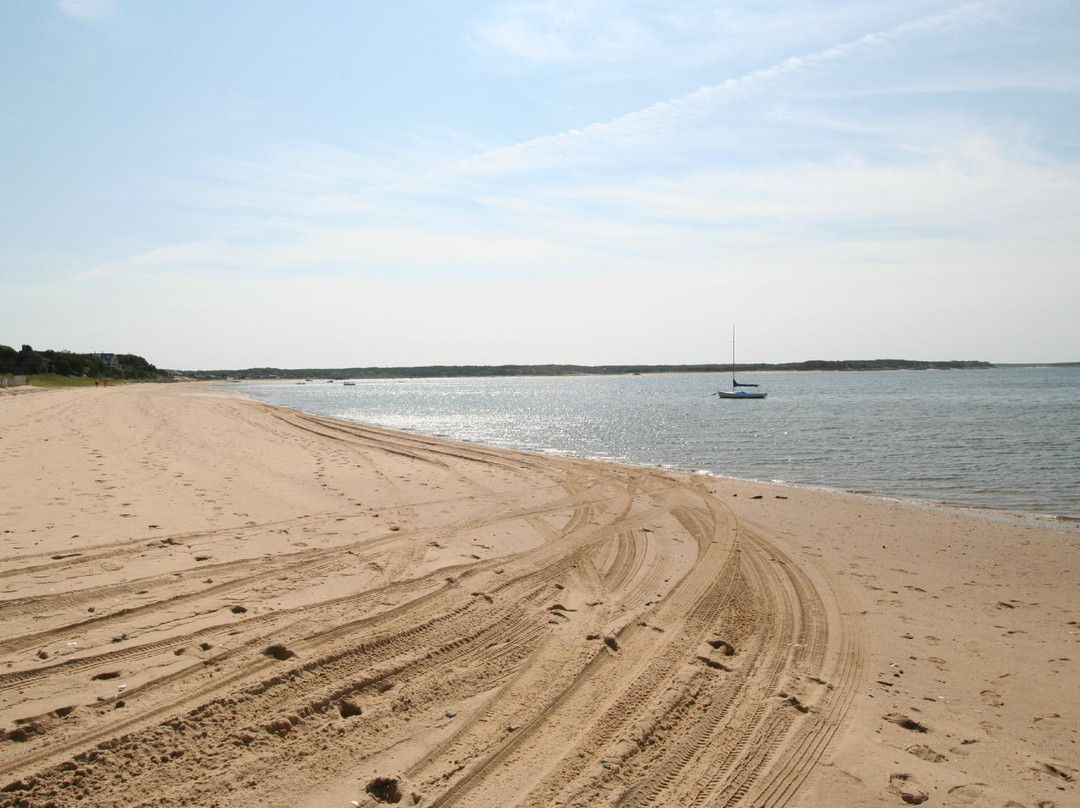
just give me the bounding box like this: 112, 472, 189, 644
0, 344, 168, 382
1, 343, 998, 385
186, 359, 994, 380
27, 374, 105, 388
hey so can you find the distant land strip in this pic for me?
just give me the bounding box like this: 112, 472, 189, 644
185, 359, 999, 380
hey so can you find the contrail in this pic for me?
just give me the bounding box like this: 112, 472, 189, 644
425, 1, 1008, 180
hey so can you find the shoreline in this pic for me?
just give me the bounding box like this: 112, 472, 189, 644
1, 383, 1076, 807
224, 379, 1080, 527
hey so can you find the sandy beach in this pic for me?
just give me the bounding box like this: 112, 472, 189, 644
0, 382, 1076, 807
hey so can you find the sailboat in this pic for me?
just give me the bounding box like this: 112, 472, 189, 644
715, 325, 767, 399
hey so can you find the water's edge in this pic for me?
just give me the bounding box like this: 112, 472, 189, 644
219, 377, 1080, 533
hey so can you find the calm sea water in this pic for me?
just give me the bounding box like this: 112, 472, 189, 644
230, 368, 1080, 521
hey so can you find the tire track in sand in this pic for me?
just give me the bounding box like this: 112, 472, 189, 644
0, 389, 864, 808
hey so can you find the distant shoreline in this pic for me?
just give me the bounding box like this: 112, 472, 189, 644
180, 358, 1011, 380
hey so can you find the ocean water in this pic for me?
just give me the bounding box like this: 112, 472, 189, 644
229, 368, 1080, 522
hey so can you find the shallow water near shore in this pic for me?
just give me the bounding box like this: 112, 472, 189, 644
231, 367, 1080, 521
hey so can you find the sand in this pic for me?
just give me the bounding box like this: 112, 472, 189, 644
0, 382, 1076, 807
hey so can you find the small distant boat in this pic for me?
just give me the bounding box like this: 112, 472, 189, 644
715, 325, 767, 400
343, 381, 356, 386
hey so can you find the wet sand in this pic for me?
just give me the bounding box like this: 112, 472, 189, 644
0, 383, 1076, 807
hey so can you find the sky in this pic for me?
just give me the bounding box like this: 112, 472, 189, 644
1, 1, 1078, 369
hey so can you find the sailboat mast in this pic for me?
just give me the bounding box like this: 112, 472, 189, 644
731, 324, 736, 386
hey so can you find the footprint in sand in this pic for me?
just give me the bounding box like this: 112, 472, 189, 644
926, 656, 949, 672
876, 598, 905, 608
1027, 760, 1077, 783
883, 712, 929, 733
906, 744, 947, 763
948, 738, 979, 756
887, 772, 928, 804
979, 689, 1004, 707
946, 783, 989, 805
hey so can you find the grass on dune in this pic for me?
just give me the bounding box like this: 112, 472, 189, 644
27, 374, 120, 388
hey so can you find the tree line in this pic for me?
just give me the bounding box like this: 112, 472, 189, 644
186, 359, 993, 380
0, 344, 166, 380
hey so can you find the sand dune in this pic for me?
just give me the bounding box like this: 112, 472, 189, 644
0, 383, 1075, 807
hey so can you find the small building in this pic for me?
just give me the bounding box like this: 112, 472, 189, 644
93, 353, 122, 370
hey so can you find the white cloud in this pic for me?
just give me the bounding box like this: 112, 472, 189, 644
85, 1, 1074, 297
446, 1, 1014, 181
475, 0, 651, 64
57, 0, 117, 20
72, 219, 605, 284
472, 0, 1010, 71
31, 0, 1076, 366
78, 117, 1080, 301
582, 147, 1080, 248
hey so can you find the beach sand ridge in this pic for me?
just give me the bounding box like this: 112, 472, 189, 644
0, 383, 1075, 807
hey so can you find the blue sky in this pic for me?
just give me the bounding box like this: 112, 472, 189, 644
1, 0, 1077, 368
